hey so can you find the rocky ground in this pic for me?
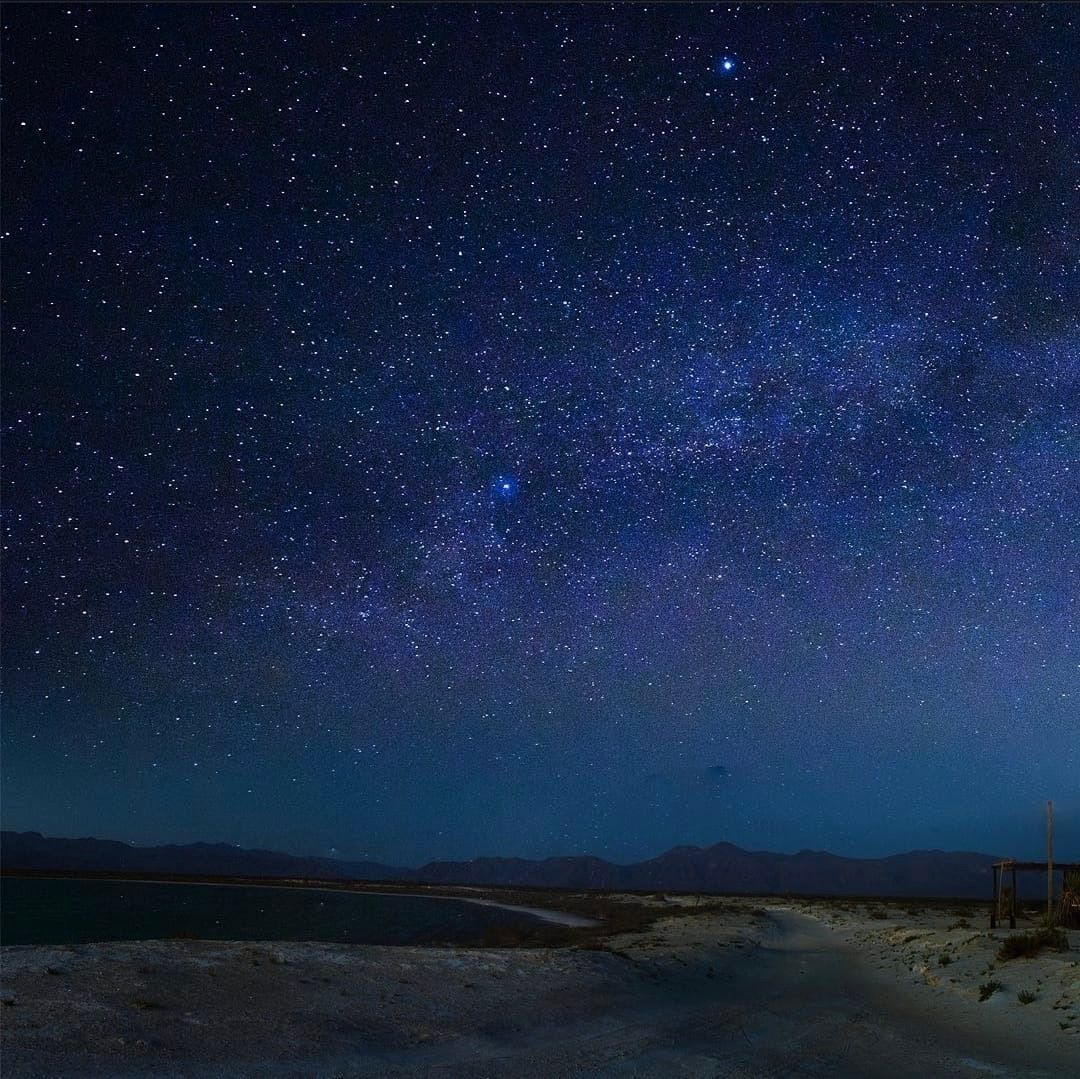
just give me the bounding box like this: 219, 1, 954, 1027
2, 895, 1077, 1077
792, 897, 1079, 1034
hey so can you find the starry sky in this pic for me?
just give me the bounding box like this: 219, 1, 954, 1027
2, 4, 1078, 866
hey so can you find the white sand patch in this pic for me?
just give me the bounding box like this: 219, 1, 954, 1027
2, 896, 1077, 1076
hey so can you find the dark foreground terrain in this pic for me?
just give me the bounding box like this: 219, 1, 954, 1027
2, 896, 1077, 1077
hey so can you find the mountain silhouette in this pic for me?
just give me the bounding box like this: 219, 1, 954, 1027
1, 830, 1026, 898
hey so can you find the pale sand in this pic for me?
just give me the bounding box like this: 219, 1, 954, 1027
448, 894, 600, 927
2, 896, 1077, 1076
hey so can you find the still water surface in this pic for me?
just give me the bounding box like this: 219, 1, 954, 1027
1, 877, 542, 946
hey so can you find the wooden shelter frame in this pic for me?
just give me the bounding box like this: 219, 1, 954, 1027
990, 860, 1080, 929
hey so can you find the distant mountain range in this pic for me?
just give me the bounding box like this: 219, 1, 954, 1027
0, 831, 402, 883
1, 830, 1030, 898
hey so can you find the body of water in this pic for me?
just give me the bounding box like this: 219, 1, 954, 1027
0, 877, 543, 946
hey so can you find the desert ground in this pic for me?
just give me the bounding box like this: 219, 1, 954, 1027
2, 891, 1077, 1077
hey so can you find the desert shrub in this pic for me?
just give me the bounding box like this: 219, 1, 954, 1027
997, 927, 1069, 961
866, 907, 889, 920
1017, 989, 1036, 1005
978, 980, 1003, 1002
1061, 871, 1080, 928
938, 953, 952, 967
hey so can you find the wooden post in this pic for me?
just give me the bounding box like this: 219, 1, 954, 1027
991, 864, 998, 928
998, 863, 1006, 927
1047, 800, 1054, 927
1010, 864, 1017, 929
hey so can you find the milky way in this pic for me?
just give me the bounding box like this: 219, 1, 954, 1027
2, 5, 1077, 864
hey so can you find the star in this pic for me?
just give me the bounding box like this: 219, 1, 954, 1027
1, 2, 1074, 869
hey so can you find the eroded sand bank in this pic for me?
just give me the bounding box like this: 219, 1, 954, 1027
2, 897, 1077, 1077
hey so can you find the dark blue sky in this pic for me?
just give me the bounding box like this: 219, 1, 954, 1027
2, 5, 1077, 866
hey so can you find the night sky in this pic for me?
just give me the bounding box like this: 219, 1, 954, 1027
2, 5, 1077, 866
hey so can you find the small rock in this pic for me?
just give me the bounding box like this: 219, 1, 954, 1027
0, 989, 17, 1006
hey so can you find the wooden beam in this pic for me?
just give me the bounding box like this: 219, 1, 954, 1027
1048, 800, 1055, 927
1010, 864, 1017, 929
992, 862, 1080, 871
997, 863, 1006, 929
991, 863, 998, 928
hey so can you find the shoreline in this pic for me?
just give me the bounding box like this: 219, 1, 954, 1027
1, 874, 600, 939
1, 896, 1076, 1076
2, 898, 1076, 1076
431, 893, 599, 927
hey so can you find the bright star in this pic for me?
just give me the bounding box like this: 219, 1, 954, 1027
492, 475, 518, 499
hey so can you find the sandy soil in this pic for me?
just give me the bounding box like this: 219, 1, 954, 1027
2, 896, 1077, 1077
429, 892, 600, 927
791, 898, 1079, 1041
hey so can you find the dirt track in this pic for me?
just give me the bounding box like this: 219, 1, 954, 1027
2, 908, 1076, 1076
